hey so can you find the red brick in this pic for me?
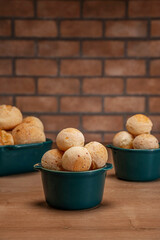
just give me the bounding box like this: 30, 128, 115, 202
16, 59, 57, 76
60, 97, 102, 113
0, 0, 33, 17
0, 60, 12, 75
151, 20, 160, 37
129, 0, 160, 17
61, 60, 102, 76
104, 133, 115, 143
0, 40, 34, 57
82, 41, 124, 57
83, 1, 125, 18
83, 78, 124, 94
150, 60, 160, 76
104, 97, 145, 113
128, 41, 160, 57
149, 116, 160, 132
16, 96, 57, 113
105, 20, 147, 37
0, 78, 35, 94
0, 20, 11, 36
105, 60, 146, 76
38, 78, 80, 95
38, 41, 79, 57
83, 116, 123, 131
127, 78, 160, 95
39, 115, 79, 131
149, 97, 160, 113
84, 133, 102, 142
37, 1, 80, 18
61, 21, 102, 38
15, 20, 57, 37
0, 96, 13, 105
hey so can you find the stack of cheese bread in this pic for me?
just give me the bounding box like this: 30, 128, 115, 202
0, 105, 45, 146
113, 114, 159, 150
41, 128, 108, 172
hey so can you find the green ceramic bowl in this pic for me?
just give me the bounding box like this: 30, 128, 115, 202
34, 163, 113, 210
107, 144, 160, 182
0, 138, 52, 176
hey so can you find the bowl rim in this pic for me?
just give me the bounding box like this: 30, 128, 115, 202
0, 138, 53, 149
34, 162, 113, 175
106, 144, 160, 152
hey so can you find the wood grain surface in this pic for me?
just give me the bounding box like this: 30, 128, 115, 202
0, 151, 160, 240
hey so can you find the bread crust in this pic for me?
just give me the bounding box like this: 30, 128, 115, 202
56, 128, 85, 151
23, 116, 44, 131
41, 149, 63, 170
85, 141, 108, 169
0, 130, 14, 145
12, 123, 46, 145
113, 131, 134, 149
126, 114, 153, 136
0, 105, 22, 130
62, 146, 92, 171
133, 134, 159, 149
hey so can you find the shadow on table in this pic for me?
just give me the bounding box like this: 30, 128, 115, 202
30, 199, 115, 212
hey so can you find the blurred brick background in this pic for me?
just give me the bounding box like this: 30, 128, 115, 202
0, 0, 160, 142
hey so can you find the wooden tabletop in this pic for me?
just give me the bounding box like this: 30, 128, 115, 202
0, 151, 160, 240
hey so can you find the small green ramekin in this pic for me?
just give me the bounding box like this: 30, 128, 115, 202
34, 162, 113, 210
107, 144, 160, 182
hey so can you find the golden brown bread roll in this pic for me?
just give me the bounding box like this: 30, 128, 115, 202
113, 131, 134, 149
62, 146, 92, 172
41, 149, 63, 170
56, 128, 85, 151
23, 116, 44, 131
133, 134, 159, 149
12, 123, 46, 145
89, 161, 97, 170
0, 129, 14, 145
126, 114, 153, 136
85, 141, 108, 169
0, 105, 22, 130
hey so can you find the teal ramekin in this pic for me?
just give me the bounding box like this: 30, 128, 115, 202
0, 138, 53, 176
34, 162, 113, 210
107, 144, 160, 182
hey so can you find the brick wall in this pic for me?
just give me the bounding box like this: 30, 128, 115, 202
0, 0, 160, 142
